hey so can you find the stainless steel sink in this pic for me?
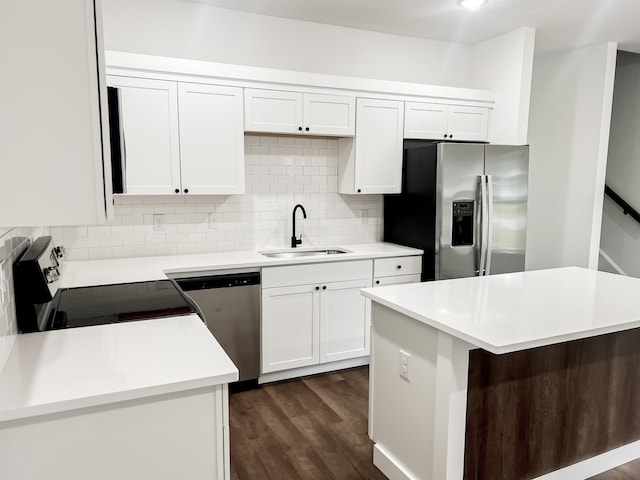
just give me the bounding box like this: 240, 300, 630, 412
259, 248, 350, 259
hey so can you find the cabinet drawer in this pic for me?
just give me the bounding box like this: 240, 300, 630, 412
373, 256, 422, 278
262, 260, 373, 288
373, 274, 421, 286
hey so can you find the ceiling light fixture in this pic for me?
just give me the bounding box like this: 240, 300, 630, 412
457, 0, 488, 10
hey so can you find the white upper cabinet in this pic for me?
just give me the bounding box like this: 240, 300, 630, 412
178, 83, 245, 194
107, 76, 245, 195
303, 93, 355, 136
107, 76, 181, 195
338, 98, 405, 194
0, 0, 110, 227
405, 102, 490, 142
244, 89, 355, 136
244, 89, 303, 135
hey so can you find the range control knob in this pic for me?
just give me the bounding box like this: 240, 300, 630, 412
53, 245, 65, 259
44, 266, 60, 284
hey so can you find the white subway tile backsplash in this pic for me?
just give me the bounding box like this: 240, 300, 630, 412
53, 135, 382, 260
0, 227, 45, 372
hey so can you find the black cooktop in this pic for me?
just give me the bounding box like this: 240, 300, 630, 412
46, 280, 197, 330
13, 236, 198, 333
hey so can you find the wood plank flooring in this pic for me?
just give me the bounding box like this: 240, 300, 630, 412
589, 459, 640, 480
229, 366, 640, 480
229, 366, 386, 480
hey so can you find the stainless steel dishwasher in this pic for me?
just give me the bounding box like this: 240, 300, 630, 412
175, 271, 261, 389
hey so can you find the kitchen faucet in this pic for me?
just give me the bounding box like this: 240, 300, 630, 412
291, 204, 307, 248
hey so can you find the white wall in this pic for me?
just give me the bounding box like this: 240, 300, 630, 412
102, 0, 473, 87
471, 27, 536, 145
526, 42, 617, 270
599, 51, 640, 277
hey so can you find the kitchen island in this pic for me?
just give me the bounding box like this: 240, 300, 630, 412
362, 267, 640, 480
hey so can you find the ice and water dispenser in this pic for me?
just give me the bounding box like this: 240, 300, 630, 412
452, 201, 474, 246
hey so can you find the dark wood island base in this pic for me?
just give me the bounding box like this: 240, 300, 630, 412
465, 328, 640, 480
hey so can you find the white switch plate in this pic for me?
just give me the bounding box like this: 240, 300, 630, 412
360, 209, 368, 224
208, 213, 216, 229
399, 349, 410, 381
153, 214, 164, 232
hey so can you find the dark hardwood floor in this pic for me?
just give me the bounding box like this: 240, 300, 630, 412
589, 459, 640, 480
229, 366, 640, 480
229, 366, 386, 480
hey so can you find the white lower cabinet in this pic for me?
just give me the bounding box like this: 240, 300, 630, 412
320, 279, 371, 363
261, 284, 319, 372
374, 274, 421, 286
373, 255, 422, 286
261, 261, 372, 374
0, 385, 230, 480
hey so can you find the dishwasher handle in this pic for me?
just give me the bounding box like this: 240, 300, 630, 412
175, 272, 261, 291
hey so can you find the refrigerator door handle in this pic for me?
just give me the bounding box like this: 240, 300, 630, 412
485, 175, 494, 275
478, 174, 489, 276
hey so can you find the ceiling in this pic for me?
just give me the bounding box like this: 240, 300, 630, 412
189, 0, 640, 54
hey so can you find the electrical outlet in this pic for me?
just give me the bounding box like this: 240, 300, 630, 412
153, 214, 164, 232
360, 209, 369, 225
208, 213, 216, 229
399, 349, 411, 381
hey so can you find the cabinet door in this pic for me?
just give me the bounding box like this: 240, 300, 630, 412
107, 76, 181, 194
178, 83, 245, 194
0, 0, 110, 226
404, 102, 448, 140
261, 285, 319, 373
320, 279, 372, 363
354, 98, 404, 194
447, 105, 490, 142
303, 94, 355, 136
244, 89, 303, 134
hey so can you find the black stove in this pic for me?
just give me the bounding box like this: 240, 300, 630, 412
13, 236, 197, 333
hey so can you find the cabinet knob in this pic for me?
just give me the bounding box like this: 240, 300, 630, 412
357, 189, 362, 193
449, 134, 453, 139
315, 286, 320, 291
298, 126, 303, 131
184, 188, 189, 194
174, 188, 180, 194
397, 265, 402, 269
444, 134, 448, 138
322, 285, 327, 290
305, 127, 310, 132
375, 280, 380, 285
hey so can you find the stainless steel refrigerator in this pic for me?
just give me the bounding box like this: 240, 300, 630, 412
384, 141, 529, 281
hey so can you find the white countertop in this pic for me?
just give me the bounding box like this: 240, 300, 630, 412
362, 267, 640, 354
0, 314, 238, 422
59, 242, 423, 288
0, 242, 420, 423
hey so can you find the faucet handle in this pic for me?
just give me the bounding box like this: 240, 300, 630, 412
291, 234, 303, 248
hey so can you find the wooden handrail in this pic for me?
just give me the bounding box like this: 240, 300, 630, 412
605, 185, 640, 224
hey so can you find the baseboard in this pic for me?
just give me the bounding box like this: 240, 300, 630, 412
373, 444, 416, 480
599, 249, 626, 275
533, 440, 640, 479
258, 357, 369, 384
